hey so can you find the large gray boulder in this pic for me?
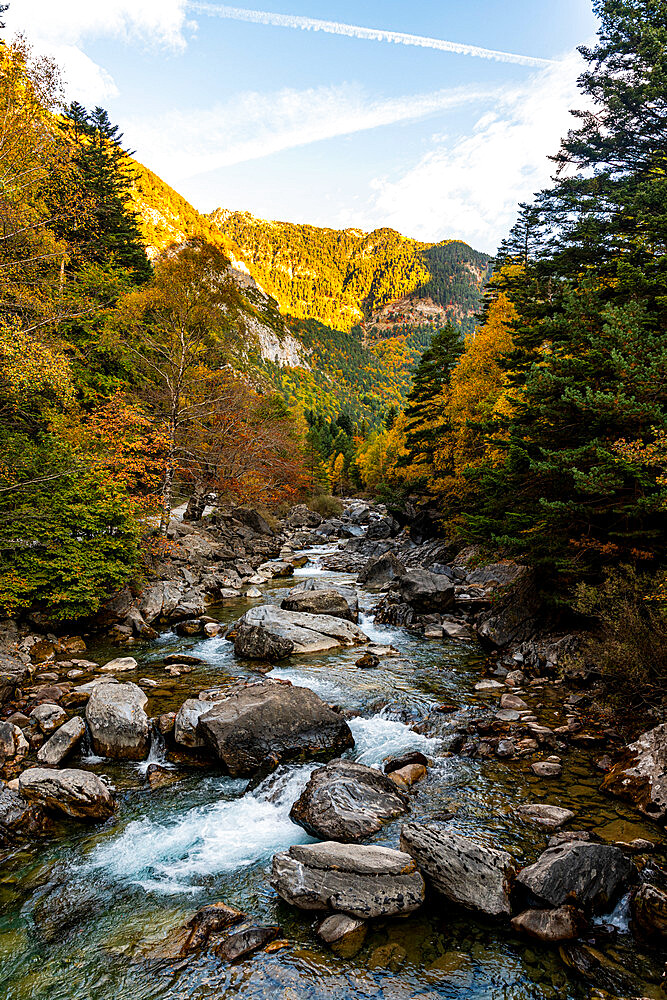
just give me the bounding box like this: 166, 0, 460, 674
271, 842, 425, 919
395, 570, 455, 612
198, 681, 354, 777
37, 716, 86, 766
600, 723, 667, 823
357, 552, 406, 590
281, 580, 359, 623
19, 767, 115, 820
230, 606, 368, 659
400, 823, 516, 917
0, 782, 49, 841
290, 759, 408, 843
287, 504, 322, 528
85, 681, 150, 760
231, 624, 295, 661
515, 841, 635, 914
174, 698, 212, 748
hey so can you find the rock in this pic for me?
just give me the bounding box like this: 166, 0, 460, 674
85, 681, 150, 760
231, 623, 295, 661
289, 759, 408, 842
204, 622, 222, 637
271, 842, 425, 919
357, 552, 406, 590
441, 621, 473, 640
500, 693, 529, 711
245, 587, 262, 598
631, 882, 667, 940
518, 804, 575, 828
198, 681, 354, 777
145, 764, 180, 790
505, 669, 525, 687
99, 656, 137, 673
141, 902, 247, 960
0, 652, 28, 706
164, 654, 203, 666
600, 723, 667, 823
282, 584, 358, 623
18, 767, 114, 820
390, 763, 427, 787
257, 560, 294, 579
532, 761, 562, 777
355, 652, 379, 669
230, 606, 368, 658
395, 570, 455, 612
515, 841, 635, 914
37, 716, 86, 766
400, 823, 516, 917
475, 679, 504, 691
30, 703, 67, 734
174, 618, 204, 637
317, 914, 367, 957
214, 924, 280, 962
548, 831, 594, 848
496, 709, 521, 723
0, 721, 28, 760
511, 905, 588, 942
174, 698, 212, 748
0, 781, 48, 841
384, 751, 429, 775
287, 504, 322, 528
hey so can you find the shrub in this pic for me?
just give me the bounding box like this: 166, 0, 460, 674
308, 494, 343, 518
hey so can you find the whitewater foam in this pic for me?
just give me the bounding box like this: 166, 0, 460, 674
349, 714, 441, 768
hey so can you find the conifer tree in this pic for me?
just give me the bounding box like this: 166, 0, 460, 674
402, 324, 463, 474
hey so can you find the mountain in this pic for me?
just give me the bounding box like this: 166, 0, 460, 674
208, 209, 491, 334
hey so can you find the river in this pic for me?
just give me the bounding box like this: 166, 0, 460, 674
0, 544, 664, 999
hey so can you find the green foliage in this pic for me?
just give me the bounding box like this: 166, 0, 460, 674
308, 494, 343, 518
403, 324, 463, 472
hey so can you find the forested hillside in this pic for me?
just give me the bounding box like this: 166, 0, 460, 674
209, 209, 491, 333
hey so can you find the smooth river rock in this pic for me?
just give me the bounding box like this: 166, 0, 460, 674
511, 905, 588, 942
518, 803, 575, 828
515, 841, 635, 914
271, 841, 425, 919
85, 681, 150, 760
37, 716, 86, 766
230, 606, 369, 659
400, 823, 516, 917
600, 723, 667, 823
290, 759, 408, 843
174, 698, 212, 748
198, 681, 354, 777
18, 767, 115, 820
281, 582, 358, 623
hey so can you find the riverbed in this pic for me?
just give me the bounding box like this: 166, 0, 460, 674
0, 544, 664, 999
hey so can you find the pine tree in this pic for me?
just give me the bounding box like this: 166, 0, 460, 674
402, 324, 463, 474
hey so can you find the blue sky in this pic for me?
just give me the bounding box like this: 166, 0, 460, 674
11, 1, 598, 251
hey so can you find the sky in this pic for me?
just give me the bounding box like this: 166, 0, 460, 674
7, 1, 598, 252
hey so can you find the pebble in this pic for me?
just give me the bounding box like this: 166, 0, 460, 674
531, 760, 562, 777
475, 679, 504, 691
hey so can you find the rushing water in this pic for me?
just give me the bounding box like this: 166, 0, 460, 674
0, 545, 664, 999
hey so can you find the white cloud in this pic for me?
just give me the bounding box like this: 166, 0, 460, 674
351, 50, 586, 252
9, 0, 189, 101
192, 3, 554, 68
124, 82, 496, 179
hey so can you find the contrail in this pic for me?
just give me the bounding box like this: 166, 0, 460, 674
190, 4, 554, 68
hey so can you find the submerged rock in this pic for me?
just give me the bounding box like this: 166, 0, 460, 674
85, 681, 150, 760
290, 759, 408, 843
317, 914, 367, 957
400, 823, 516, 917
518, 803, 575, 828
198, 681, 354, 777
600, 723, 667, 823
511, 905, 588, 942
515, 841, 635, 914
214, 924, 280, 962
271, 841, 425, 919
18, 767, 115, 820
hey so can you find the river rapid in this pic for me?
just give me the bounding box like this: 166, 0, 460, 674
0, 544, 664, 1000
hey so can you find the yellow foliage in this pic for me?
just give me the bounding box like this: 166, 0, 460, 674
0, 324, 73, 407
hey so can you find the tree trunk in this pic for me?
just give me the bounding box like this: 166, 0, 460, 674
183, 484, 209, 522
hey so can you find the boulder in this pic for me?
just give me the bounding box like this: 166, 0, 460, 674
511, 905, 588, 942
99, 655, 137, 673
198, 681, 354, 777
400, 823, 516, 917
290, 759, 408, 842
271, 842, 425, 919
30, 703, 67, 734
231, 624, 295, 662
631, 882, 667, 940
0, 721, 28, 760
518, 803, 575, 828
395, 570, 455, 612
37, 716, 86, 766
214, 924, 280, 962
85, 681, 150, 760
0, 653, 28, 706
355, 652, 379, 669
0, 781, 48, 841
257, 560, 294, 579
384, 751, 429, 775
390, 763, 427, 787
174, 698, 212, 748
230, 606, 368, 658
19, 767, 115, 820
287, 504, 322, 528
317, 913, 367, 957
600, 723, 667, 823
515, 841, 635, 914
281, 579, 358, 622
357, 552, 406, 590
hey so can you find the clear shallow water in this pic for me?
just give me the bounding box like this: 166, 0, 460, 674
0, 544, 665, 999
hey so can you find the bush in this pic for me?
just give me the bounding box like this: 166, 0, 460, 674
571, 565, 667, 716
308, 494, 343, 518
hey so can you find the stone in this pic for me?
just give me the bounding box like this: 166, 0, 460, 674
287, 504, 322, 528
357, 551, 406, 590
500, 693, 529, 711
511, 905, 588, 942
37, 716, 86, 766
282, 580, 358, 622
496, 709, 521, 722
230, 606, 368, 658
215, 924, 280, 962
174, 698, 211, 749
30, 703, 67, 734
355, 652, 379, 669
395, 570, 455, 612
400, 823, 516, 917
317, 914, 367, 957
271, 842, 425, 919
532, 760, 562, 777
518, 804, 575, 828
198, 681, 354, 777
19, 767, 114, 820
0, 653, 28, 706
384, 751, 429, 775
0, 722, 28, 760
0, 781, 48, 841
475, 679, 504, 691
515, 841, 635, 914
99, 656, 138, 673
290, 759, 408, 842
505, 669, 525, 687
245, 587, 262, 598
390, 763, 427, 787
204, 622, 222, 637
164, 654, 203, 665
441, 621, 473, 640
631, 883, 667, 940
85, 681, 150, 760
231, 623, 296, 662
257, 560, 294, 579
600, 723, 667, 822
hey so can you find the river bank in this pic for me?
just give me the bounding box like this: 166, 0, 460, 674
0, 501, 665, 999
